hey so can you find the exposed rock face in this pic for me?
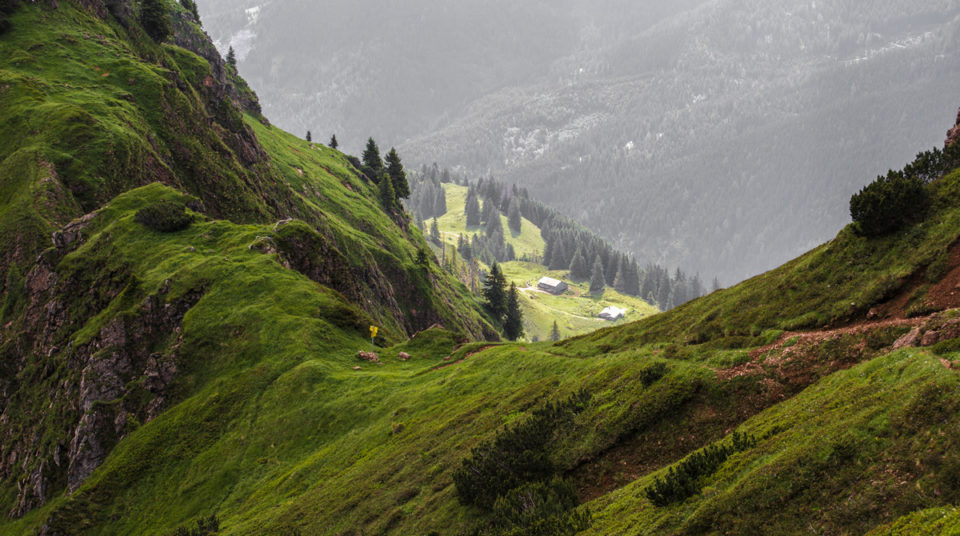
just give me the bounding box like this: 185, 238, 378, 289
948, 106, 960, 148
0, 221, 204, 518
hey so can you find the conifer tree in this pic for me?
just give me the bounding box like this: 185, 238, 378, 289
433, 187, 447, 217
503, 283, 524, 341
306, 130, 312, 143
329, 134, 339, 149
590, 255, 606, 293
480, 197, 496, 225
362, 138, 383, 181
614, 257, 629, 293
379, 172, 396, 211
483, 262, 508, 320
180, 0, 200, 22
507, 197, 522, 234
226, 46, 237, 68
550, 321, 561, 342
485, 209, 503, 238
549, 240, 567, 271
141, 0, 171, 42
465, 189, 481, 227
569, 248, 588, 281
624, 259, 642, 296
385, 148, 410, 199
430, 218, 441, 244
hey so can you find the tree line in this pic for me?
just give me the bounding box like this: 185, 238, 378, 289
407, 166, 709, 311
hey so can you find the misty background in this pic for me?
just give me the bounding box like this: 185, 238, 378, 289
197, 0, 960, 285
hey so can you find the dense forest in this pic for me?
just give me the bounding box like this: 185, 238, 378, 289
407, 164, 708, 311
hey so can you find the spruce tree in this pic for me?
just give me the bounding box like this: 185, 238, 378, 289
226, 46, 237, 68
549, 240, 567, 271
483, 262, 508, 321
507, 197, 522, 234
503, 283, 524, 341
485, 209, 503, 238
590, 255, 606, 293
180, 0, 200, 22
329, 134, 339, 149
141, 0, 171, 42
430, 218, 441, 244
433, 186, 447, 217
569, 248, 588, 281
385, 148, 410, 199
624, 260, 641, 296
550, 321, 561, 342
379, 172, 396, 211
480, 197, 496, 225
362, 138, 383, 181
465, 189, 481, 227
306, 130, 312, 143
614, 257, 629, 293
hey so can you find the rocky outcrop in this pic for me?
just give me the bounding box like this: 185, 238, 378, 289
1, 221, 204, 518
948, 106, 960, 148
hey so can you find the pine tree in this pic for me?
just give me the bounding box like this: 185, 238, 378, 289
141, 0, 171, 42
624, 259, 641, 296
503, 283, 524, 341
379, 172, 396, 211
433, 187, 447, 217
485, 209, 503, 238
329, 134, 339, 149
430, 218, 441, 244
483, 262, 508, 321
549, 240, 567, 271
550, 321, 561, 342
465, 189, 481, 227
362, 138, 383, 181
507, 197, 522, 234
590, 255, 606, 293
305, 130, 312, 143
180, 0, 200, 23
613, 262, 627, 293
385, 148, 410, 199
480, 197, 496, 225
226, 46, 237, 68
569, 248, 588, 281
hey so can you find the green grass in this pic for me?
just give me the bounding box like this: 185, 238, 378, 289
581, 349, 960, 536
435, 183, 545, 260
561, 166, 960, 354
430, 183, 659, 341
501, 261, 659, 341
6, 3, 960, 536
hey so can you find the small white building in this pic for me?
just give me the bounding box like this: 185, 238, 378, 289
598, 306, 626, 321
537, 277, 568, 295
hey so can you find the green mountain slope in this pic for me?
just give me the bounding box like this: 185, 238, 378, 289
4, 1, 960, 535
428, 183, 659, 341
0, 0, 496, 532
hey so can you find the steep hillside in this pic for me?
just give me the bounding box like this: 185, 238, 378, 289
4, 1, 960, 535
0, 0, 495, 530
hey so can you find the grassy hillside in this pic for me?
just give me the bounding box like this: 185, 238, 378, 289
434, 183, 546, 260
4, 1, 960, 535
0, 0, 496, 531
501, 261, 658, 341
431, 183, 659, 340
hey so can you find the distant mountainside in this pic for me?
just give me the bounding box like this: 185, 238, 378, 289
201, 0, 960, 284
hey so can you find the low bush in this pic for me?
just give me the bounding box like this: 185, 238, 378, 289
850, 170, 929, 237
170, 515, 218, 536
453, 390, 590, 510
644, 431, 757, 506
135, 201, 193, 232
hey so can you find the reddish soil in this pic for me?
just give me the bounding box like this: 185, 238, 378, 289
871, 238, 960, 320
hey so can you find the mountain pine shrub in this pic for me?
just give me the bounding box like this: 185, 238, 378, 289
134, 201, 193, 232
644, 431, 757, 506
453, 390, 591, 510
849, 170, 928, 237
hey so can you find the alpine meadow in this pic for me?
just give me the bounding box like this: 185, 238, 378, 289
2, 1, 960, 536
